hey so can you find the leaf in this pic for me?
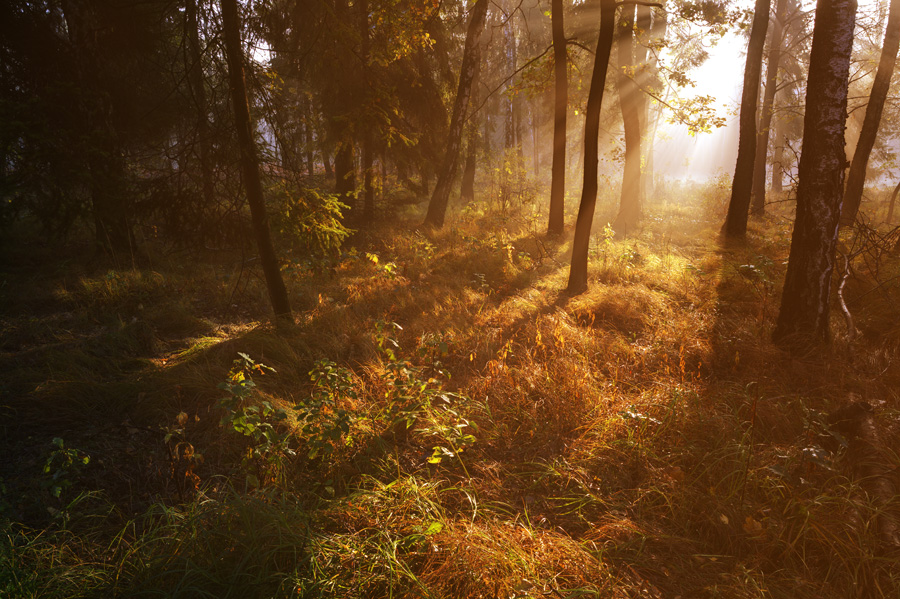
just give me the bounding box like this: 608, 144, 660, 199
742, 516, 764, 538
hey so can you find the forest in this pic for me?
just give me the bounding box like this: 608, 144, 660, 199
2, 0, 900, 595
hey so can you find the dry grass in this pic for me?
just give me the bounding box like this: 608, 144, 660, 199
1, 189, 899, 598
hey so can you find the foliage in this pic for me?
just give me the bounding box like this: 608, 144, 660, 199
218, 353, 292, 488
271, 182, 352, 258
374, 321, 477, 470
40, 438, 90, 503
489, 148, 538, 215
294, 360, 355, 460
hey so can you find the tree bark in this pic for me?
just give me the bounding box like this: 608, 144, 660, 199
771, 118, 785, 192
634, 4, 652, 203
547, 0, 567, 236
185, 0, 216, 211
334, 142, 356, 209
221, 0, 292, 320
322, 144, 333, 178
423, 0, 489, 228
460, 123, 478, 203
304, 97, 315, 177
841, 0, 900, 226
61, 0, 133, 259
886, 179, 900, 224
773, 0, 856, 349
612, 5, 643, 237
360, 0, 375, 223
643, 8, 668, 199
751, 0, 789, 215
722, 0, 771, 238
567, 0, 616, 295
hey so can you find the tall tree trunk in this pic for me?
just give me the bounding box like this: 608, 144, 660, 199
841, 0, 900, 226
771, 119, 785, 192
460, 44, 483, 205
531, 101, 539, 174
722, 0, 771, 238
634, 4, 652, 202
61, 0, 133, 259
642, 8, 667, 199
185, 0, 216, 211
423, 0, 489, 228
360, 0, 375, 223
334, 143, 356, 209
460, 120, 478, 203
567, 0, 616, 295
547, 0, 568, 236
773, 0, 856, 348
886, 180, 900, 224
221, 0, 292, 320
304, 97, 315, 177
751, 0, 789, 215
612, 5, 643, 237
323, 144, 333, 178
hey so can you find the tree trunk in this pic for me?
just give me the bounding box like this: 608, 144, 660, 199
751, 0, 789, 215
360, 0, 375, 223
771, 119, 785, 192
460, 123, 478, 203
841, 0, 900, 226
722, 0, 771, 238
323, 144, 333, 178
334, 142, 356, 209
304, 98, 315, 177
423, 0, 489, 228
634, 4, 651, 203
221, 0, 292, 320
612, 4, 643, 237
61, 0, 133, 259
567, 0, 616, 295
547, 0, 568, 236
185, 0, 216, 211
773, 0, 856, 349
643, 8, 668, 199
886, 180, 900, 224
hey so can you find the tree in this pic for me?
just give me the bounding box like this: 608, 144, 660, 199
750, 0, 789, 215
642, 7, 668, 196
567, 0, 617, 294
612, 4, 643, 237
773, 0, 857, 348
840, 0, 900, 226
424, 0, 490, 229
221, 0, 292, 320
547, 0, 568, 237
185, 0, 216, 214
60, 0, 135, 258
359, 0, 375, 223
721, 0, 771, 238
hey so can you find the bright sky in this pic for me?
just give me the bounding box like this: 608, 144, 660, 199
654, 0, 884, 181
653, 31, 745, 181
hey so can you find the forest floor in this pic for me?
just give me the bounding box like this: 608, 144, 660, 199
2, 187, 900, 598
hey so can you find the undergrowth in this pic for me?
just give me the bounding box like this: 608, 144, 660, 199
1, 190, 899, 598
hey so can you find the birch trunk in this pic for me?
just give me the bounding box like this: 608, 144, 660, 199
773, 0, 856, 348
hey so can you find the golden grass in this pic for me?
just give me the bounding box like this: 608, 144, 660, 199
2, 191, 899, 597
